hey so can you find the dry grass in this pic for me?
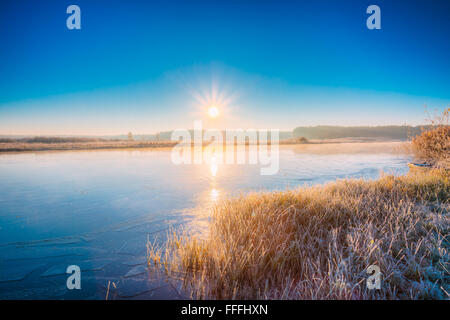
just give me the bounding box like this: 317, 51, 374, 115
148, 169, 449, 300
0, 140, 177, 152
409, 108, 450, 169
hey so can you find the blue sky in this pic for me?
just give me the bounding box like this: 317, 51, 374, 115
0, 0, 449, 135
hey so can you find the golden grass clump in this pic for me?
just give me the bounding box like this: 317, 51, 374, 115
148, 169, 449, 299
410, 108, 449, 168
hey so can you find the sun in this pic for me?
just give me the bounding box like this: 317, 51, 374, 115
208, 106, 219, 118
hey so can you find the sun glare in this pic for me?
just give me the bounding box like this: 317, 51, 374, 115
208, 106, 219, 118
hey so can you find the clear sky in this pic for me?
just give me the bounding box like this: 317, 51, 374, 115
0, 0, 449, 135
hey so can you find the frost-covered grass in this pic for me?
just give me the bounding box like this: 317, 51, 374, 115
148, 169, 449, 299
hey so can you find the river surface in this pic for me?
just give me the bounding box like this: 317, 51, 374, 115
0, 142, 409, 299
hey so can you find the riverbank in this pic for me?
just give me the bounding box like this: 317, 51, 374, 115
148, 168, 449, 299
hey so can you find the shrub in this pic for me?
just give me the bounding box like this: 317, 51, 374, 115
410, 108, 450, 168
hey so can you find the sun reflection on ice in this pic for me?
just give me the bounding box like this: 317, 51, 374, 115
209, 152, 219, 177
210, 163, 218, 177
210, 188, 220, 202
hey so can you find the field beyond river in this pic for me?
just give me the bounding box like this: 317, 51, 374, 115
0, 136, 399, 153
